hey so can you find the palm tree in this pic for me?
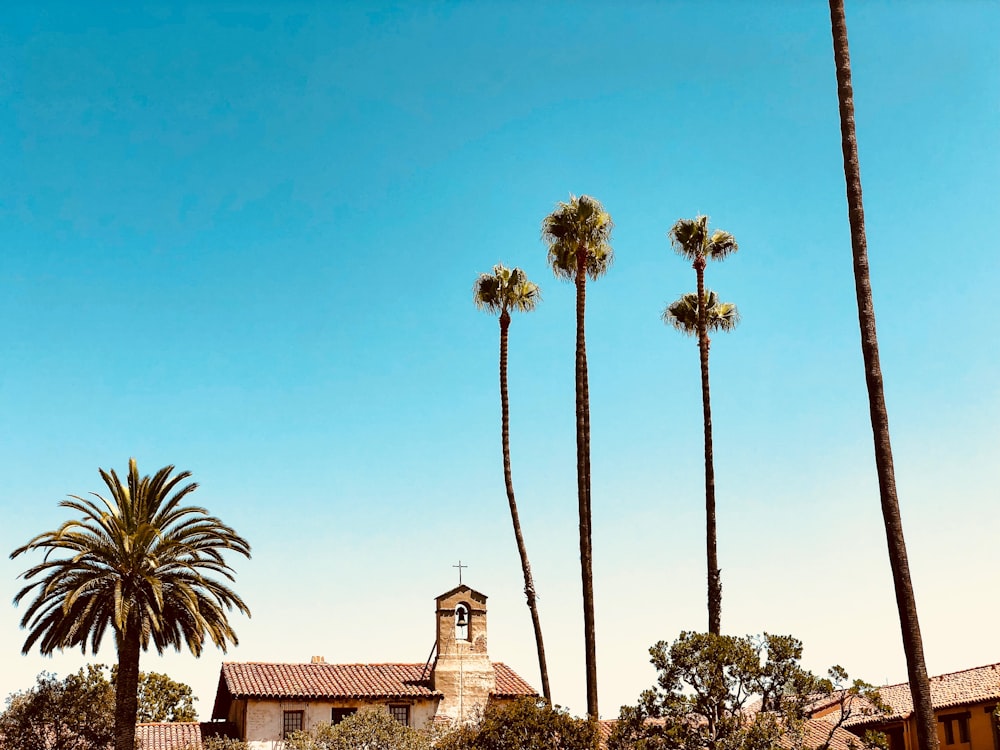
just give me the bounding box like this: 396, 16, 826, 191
11, 459, 251, 750
541, 194, 613, 719
667, 216, 738, 636
473, 263, 550, 702
828, 3, 938, 749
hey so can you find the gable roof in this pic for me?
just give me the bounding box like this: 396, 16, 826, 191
212, 661, 536, 719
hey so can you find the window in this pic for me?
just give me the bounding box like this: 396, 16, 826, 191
283, 710, 304, 739
331, 707, 357, 725
389, 705, 410, 726
940, 713, 971, 745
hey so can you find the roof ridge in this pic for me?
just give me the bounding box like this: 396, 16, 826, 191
880, 662, 1000, 690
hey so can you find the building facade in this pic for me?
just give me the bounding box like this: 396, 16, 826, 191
208, 584, 536, 748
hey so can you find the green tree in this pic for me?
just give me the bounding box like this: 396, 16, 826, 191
0, 666, 200, 749
827, 4, 937, 750
437, 697, 597, 750
608, 632, 884, 750
473, 263, 550, 702
0, 666, 115, 750
666, 216, 739, 636
11, 459, 251, 750
284, 707, 431, 750
542, 194, 614, 719
133, 670, 197, 722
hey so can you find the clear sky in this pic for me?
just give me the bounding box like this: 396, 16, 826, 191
2, 0, 998, 722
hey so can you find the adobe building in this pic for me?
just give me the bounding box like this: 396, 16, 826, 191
207, 583, 536, 747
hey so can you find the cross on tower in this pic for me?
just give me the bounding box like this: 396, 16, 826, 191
453, 560, 467, 585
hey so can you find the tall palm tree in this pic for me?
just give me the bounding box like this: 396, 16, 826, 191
668, 216, 738, 636
11, 459, 251, 750
828, 3, 937, 749
542, 194, 613, 719
473, 263, 550, 702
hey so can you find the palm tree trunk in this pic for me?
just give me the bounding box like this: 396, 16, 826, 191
576, 244, 598, 719
499, 311, 552, 702
829, 4, 937, 750
695, 258, 722, 636
114, 625, 141, 750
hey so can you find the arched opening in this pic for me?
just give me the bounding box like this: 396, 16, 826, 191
455, 602, 470, 641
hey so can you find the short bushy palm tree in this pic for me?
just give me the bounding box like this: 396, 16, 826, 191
542, 194, 613, 719
11, 459, 251, 750
668, 216, 738, 636
473, 263, 550, 702
828, 2, 937, 748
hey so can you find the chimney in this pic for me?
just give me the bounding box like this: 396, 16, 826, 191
310, 656, 325, 664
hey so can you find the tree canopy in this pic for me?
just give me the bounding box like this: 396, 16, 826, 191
437, 698, 597, 750
608, 632, 886, 750
0, 666, 197, 750
284, 707, 432, 750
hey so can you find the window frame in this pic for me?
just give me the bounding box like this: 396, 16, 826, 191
389, 704, 410, 727
282, 709, 304, 739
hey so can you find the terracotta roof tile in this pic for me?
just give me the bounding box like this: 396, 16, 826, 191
492, 662, 539, 698
219, 662, 440, 701
828, 663, 1000, 726
217, 661, 536, 702
137, 722, 201, 750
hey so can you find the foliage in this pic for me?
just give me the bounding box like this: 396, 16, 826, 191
667, 215, 738, 265
0, 666, 200, 750
608, 632, 885, 750
194, 737, 250, 750
10, 459, 251, 750
662, 291, 739, 336
283, 707, 432, 750
0, 666, 114, 750
542, 194, 614, 281
473, 264, 541, 317
436, 697, 597, 750
131, 670, 197, 723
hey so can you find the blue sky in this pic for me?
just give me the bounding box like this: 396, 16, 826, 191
2, 1, 998, 720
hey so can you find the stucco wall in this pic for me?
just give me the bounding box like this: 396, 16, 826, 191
238, 697, 439, 749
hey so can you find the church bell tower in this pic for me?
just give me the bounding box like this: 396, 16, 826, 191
430, 584, 496, 722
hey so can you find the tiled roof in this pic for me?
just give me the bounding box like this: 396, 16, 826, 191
218, 662, 441, 701
815, 663, 1000, 727
861, 663, 1000, 723
790, 718, 871, 750
137, 722, 202, 750
214, 660, 535, 710
492, 662, 539, 698
137, 721, 239, 750
136, 721, 238, 750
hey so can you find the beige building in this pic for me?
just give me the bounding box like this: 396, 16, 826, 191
206, 583, 536, 748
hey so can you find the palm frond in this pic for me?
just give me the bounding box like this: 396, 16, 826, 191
663, 290, 741, 336
473, 263, 541, 316
542, 194, 614, 281
11, 459, 252, 660
668, 215, 739, 263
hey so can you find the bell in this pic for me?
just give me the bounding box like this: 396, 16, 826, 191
456, 608, 468, 627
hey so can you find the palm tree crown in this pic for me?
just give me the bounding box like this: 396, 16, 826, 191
663, 291, 740, 336
668, 215, 738, 265
542, 194, 614, 280
12, 459, 251, 658
473, 264, 541, 317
